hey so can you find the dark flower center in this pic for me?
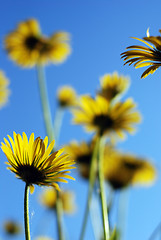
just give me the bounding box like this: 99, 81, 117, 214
93, 114, 113, 135
77, 153, 92, 164
25, 36, 40, 50
17, 164, 45, 184
108, 179, 126, 190
123, 160, 143, 170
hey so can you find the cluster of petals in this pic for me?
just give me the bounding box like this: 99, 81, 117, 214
5, 19, 71, 67
1, 132, 75, 192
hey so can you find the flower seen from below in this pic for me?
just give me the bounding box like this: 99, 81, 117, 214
39, 187, 76, 214
1, 132, 75, 192
4, 19, 71, 67
3, 220, 21, 235
64, 140, 94, 179
104, 151, 156, 189
57, 85, 77, 107
121, 29, 161, 78
97, 72, 130, 101
64, 140, 113, 179
72, 95, 141, 138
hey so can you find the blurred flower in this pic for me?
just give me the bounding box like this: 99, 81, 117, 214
57, 85, 77, 107
4, 19, 71, 67
97, 72, 130, 101
64, 140, 94, 179
72, 95, 141, 138
39, 187, 76, 214
0, 71, 10, 108
104, 151, 156, 189
121, 30, 161, 78
1, 132, 75, 192
3, 220, 21, 235
64, 140, 112, 179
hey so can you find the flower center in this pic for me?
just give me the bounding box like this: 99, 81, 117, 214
17, 164, 45, 184
25, 36, 41, 50
123, 160, 143, 170
93, 114, 113, 135
77, 153, 92, 164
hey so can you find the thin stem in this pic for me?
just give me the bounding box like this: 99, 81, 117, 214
36, 64, 64, 240
53, 106, 64, 149
36, 64, 54, 144
56, 191, 65, 240
117, 188, 129, 240
24, 184, 31, 240
98, 137, 110, 240
79, 137, 100, 240
148, 221, 161, 240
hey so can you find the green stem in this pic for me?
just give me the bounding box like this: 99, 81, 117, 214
36, 64, 54, 144
24, 184, 30, 240
79, 137, 100, 240
98, 137, 110, 240
53, 106, 64, 148
36, 64, 64, 240
56, 191, 65, 240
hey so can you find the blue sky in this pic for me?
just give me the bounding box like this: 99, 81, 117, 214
1, 1, 161, 240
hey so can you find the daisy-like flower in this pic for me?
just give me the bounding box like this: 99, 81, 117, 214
64, 140, 94, 179
72, 95, 141, 138
4, 19, 71, 67
3, 220, 21, 235
0, 71, 10, 108
104, 151, 156, 189
121, 29, 161, 78
1, 132, 75, 192
57, 85, 77, 107
39, 187, 76, 214
97, 72, 130, 101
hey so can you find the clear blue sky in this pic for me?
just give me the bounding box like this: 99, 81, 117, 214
1, 1, 161, 240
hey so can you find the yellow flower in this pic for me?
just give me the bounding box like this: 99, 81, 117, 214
97, 72, 130, 101
0, 71, 10, 108
57, 85, 77, 107
64, 140, 94, 179
1, 132, 75, 192
4, 19, 71, 67
121, 30, 161, 78
72, 95, 141, 138
3, 220, 21, 235
39, 187, 76, 214
104, 151, 156, 189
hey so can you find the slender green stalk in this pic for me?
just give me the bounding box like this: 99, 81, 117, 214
24, 184, 31, 240
117, 189, 129, 240
98, 137, 110, 240
56, 191, 65, 240
79, 137, 100, 240
36, 64, 64, 240
53, 106, 64, 148
36, 64, 54, 144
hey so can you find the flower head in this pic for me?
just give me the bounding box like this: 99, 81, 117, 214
72, 95, 141, 138
64, 140, 94, 179
39, 187, 76, 214
57, 85, 77, 107
121, 30, 161, 78
1, 132, 75, 192
0, 71, 10, 108
3, 220, 21, 235
4, 19, 71, 67
97, 72, 130, 101
104, 151, 156, 189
